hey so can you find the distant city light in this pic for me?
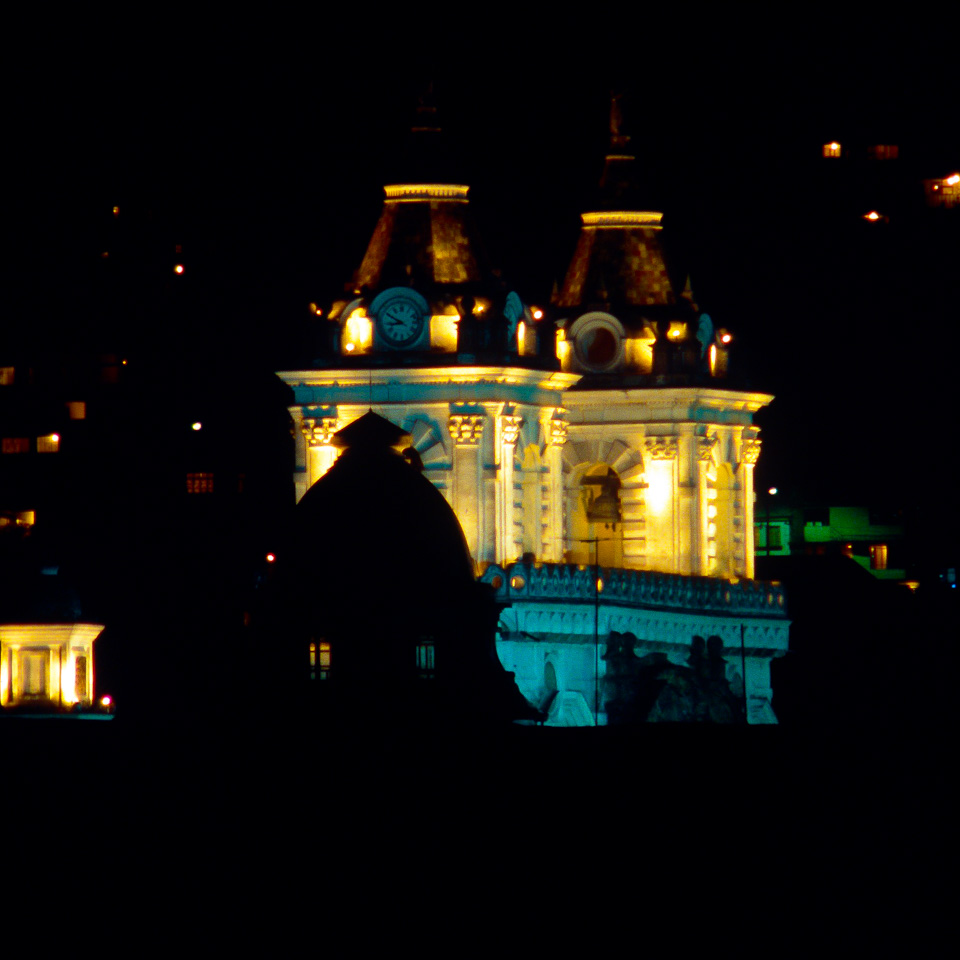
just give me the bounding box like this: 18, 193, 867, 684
532, 308, 543, 320
191, 422, 202, 431
101, 695, 112, 707
266, 553, 276, 563
864, 211, 881, 221
112, 206, 119, 216
174, 264, 185, 274
51, 434, 60, 443
768, 487, 778, 495
720, 333, 732, 343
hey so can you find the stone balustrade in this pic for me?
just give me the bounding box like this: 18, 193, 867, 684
481, 561, 787, 618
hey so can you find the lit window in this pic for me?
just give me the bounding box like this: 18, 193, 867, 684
2, 437, 29, 454
37, 434, 60, 453
315, 640, 331, 680
66, 401, 86, 420
342, 310, 373, 354
0, 367, 14, 386
823, 142, 841, 158
867, 144, 898, 160
870, 544, 888, 570
416, 640, 436, 679
186, 473, 214, 494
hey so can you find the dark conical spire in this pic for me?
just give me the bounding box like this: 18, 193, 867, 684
387, 83, 464, 186
594, 92, 664, 212
352, 87, 496, 295
555, 95, 681, 310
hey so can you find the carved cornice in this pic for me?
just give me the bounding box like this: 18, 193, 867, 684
644, 436, 678, 460
448, 415, 485, 445
301, 417, 339, 447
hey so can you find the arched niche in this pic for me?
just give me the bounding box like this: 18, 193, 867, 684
563, 439, 645, 569
567, 463, 625, 569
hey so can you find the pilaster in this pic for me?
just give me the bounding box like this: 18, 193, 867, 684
301, 415, 340, 493
695, 434, 718, 576
643, 435, 679, 572
740, 434, 761, 579
544, 410, 568, 562
449, 410, 486, 568
496, 408, 524, 563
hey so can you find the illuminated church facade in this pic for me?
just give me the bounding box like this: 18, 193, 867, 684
278, 102, 789, 724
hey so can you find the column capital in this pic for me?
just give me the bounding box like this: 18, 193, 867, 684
741, 438, 761, 465
697, 436, 718, 462
301, 417, 339, 447
449, 414, 485, 445
500, 415, 524, 446
644, 436, 678, 460
547, 413, 568, 446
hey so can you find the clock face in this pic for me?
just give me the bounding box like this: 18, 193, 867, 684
379, 298, 424, 346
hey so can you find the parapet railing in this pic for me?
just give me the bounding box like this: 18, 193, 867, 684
480, 561, 787, 618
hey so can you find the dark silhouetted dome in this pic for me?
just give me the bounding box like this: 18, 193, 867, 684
270, 411, 538, 723
293, 411, 475, 605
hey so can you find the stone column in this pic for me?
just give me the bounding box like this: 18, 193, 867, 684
496, 409, 524, 564
740, 434, 761, 579
544, 410, 568, 562
448, 411, 486, 568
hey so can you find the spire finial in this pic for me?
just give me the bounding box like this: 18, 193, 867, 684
609, 92, 630, 151
413, 82, 440, 133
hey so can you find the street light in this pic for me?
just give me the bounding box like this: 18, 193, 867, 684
764, 487, 778, 556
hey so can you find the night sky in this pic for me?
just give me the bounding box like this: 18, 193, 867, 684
8, 21, 958, 550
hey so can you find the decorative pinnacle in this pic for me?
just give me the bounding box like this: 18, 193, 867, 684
412, 82, 440, 133
609, 93, 630, 151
